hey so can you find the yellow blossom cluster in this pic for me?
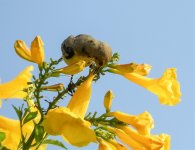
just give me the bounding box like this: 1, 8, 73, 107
0, 36, 181, 150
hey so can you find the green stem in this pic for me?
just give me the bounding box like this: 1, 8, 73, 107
23, 129, 35, 150
35, 61, 54, 122
19, 119, 25, 149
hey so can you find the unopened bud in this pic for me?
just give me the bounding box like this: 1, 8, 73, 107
41, 83, 64, 91
104, 90, 114, 113
52, 60, 86, 76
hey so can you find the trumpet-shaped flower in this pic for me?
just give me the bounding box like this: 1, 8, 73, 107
110, 68, 181, 106
104, 90, 114, 112
14, 36, 44, 65
0, 116, 45, 150
43, 74, 96, 147
109, 63, 152, 76
108, 126, 170, 150
120, 126, 170, 150
43, 107, 96, 147
67, 73, 95, 118
0, 66, 33, 101
52, 60, 87, 75
108, 111, 154, 135
107, 127, 145, 150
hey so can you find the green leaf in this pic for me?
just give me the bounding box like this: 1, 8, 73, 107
23, 108, 29, 119
23, 111, 38, 124
0, 132, 5, 142
35, 125, 44, 143
43, 139, 67, 149
12, 105, 22, 120
0, 145, 10, 150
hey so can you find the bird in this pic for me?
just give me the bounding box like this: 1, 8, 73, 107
61, 34, 112, 68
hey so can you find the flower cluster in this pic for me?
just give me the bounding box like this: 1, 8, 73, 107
0, 36, 181, 150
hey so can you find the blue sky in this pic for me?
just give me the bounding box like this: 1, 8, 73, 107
0, 0, 194, 149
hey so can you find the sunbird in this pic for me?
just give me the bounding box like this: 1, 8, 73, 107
61, 34, 112, 67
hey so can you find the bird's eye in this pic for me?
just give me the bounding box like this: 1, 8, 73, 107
66, 47, 73, 54
64, 47, 74, 59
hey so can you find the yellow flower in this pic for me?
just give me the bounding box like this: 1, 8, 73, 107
43, 107, 96, 147
0, 66, 33, 100
108, 111, 154, 135
0, 116, 45, 150
134, 63, 152, 76
98, 138, 128, 150
108, 126, 170, 150
120, 126, 170, 150
109, 62, 152, 76
104, 90, 114, 112
108, 139, 128, 150
98, 139, 116, 150
107, 127, 145, 150
67, 73, 95, 118
52, 60, 87, 75
43, 74, 96, 147
110, 68, 181, 106
14, 36, 44, 65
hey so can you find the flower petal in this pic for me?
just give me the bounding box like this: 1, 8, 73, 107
0, 116, 21, 149
120, 126, 170, 150
61, 120, 96, 147
54, 60, 86, 75
111, 68, 181, 106
67, 73, 95, 118
0, 116, 45, 150
0, 66, 33, 99
14, 40, 32, 62
147, 68, 181, 106
108, 139, 128, 150
31, 36, 45, 65
109, 111, 154, 135
14, 36, 45, 65
43, 107, 96, 147
109, 63, 152, 76
107, 127, 145, 150
98, 139, 117, 150
104, 90, 114, 112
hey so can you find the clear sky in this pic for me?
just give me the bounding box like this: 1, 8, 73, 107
0, 0, 194, 150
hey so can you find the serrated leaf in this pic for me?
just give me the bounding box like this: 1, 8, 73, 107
35, 125, 44, 143
23, 111, 38, 124
0, 132, 5, 142
43, 139, 67, 149
12, 105, 22, 120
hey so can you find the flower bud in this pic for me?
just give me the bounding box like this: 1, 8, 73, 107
41, 83, 64, 91
104, 90, 114, 112
14, 40, 32, 62
14, 36, 45, 66
52, 60, 86, 76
